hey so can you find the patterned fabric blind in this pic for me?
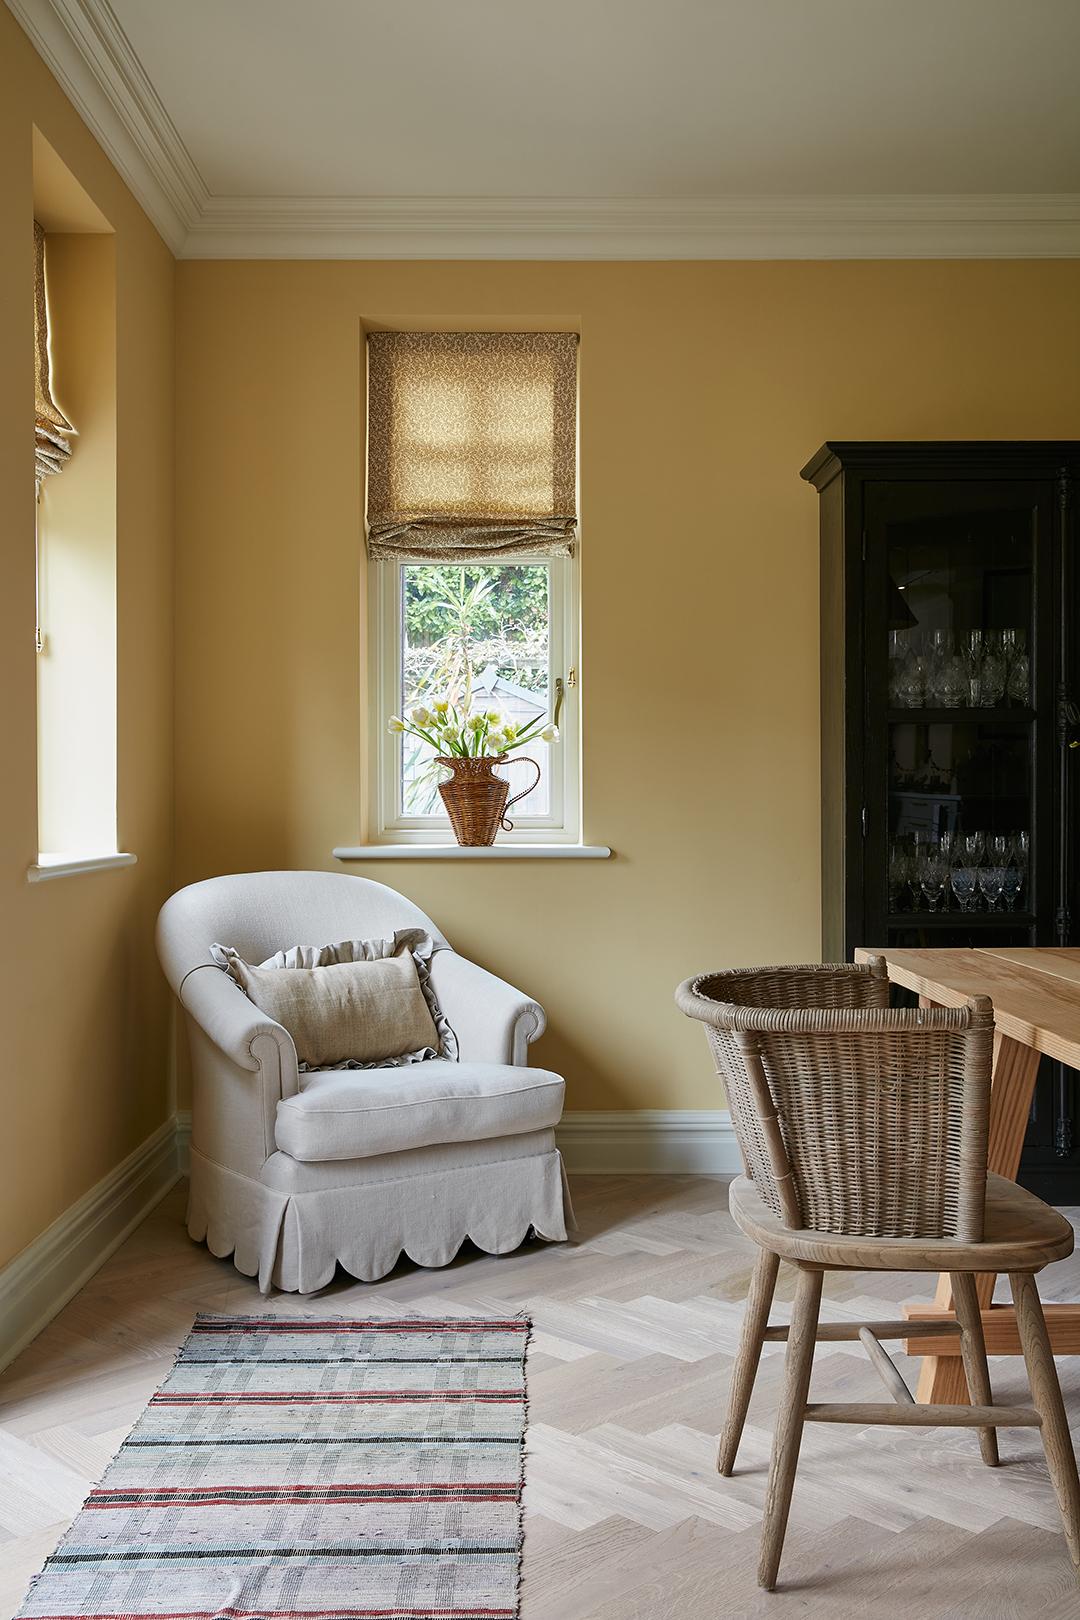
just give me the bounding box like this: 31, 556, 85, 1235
34, 222, 74, 489
366, 331, 578, 563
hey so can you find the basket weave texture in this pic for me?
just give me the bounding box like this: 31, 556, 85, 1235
676, 962, 993, 1243
435, 756, 511, 846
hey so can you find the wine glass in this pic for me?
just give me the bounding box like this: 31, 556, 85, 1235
1007, 652, 1031, 705
1001, 866, 1023, 912
958, 832, 985, 867
950, 866, 979, 913
918, 847, 949, 913
988, 834, 1009, 863
979, 649, 1006, 707
894, 657, 925, 708
979, 866, 1006, 912
888, 843, 912, 911
932, 656, 969, 707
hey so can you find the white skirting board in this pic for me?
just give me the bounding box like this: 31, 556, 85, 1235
0, 1108, 730, 1373
0, 1112, 190, 1376
555, 1111, 741, 1174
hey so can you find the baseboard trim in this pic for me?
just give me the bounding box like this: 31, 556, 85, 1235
0, 1108, 732, 1371
0, 1113, 187, 1375
176, 1110, 192, 1176
555, 1110, 741, 1174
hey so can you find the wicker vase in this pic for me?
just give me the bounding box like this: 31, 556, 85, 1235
436, 755, 541, 846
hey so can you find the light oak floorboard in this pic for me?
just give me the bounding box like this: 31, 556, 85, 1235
0, 1174, 1078, 1616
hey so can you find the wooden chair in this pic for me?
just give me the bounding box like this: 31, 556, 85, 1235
675, 958, 1080, 1592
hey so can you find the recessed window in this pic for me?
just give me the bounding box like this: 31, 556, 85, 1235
33, 132, 118, 869
367, 332, 579, 844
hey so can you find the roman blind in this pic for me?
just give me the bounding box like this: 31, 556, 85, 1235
366, 331, 578, 563
34, 221, 74, 488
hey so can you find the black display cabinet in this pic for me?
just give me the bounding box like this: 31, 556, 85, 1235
802, 441, 1080, 1201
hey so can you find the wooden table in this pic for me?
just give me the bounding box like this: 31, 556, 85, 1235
855, 945, 1080, 1405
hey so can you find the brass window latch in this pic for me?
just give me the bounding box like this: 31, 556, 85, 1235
553, 669, 576, 727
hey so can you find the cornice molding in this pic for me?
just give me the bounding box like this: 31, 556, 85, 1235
182, 192, 1080, 261
6, 0, 204, 252
9, 0, 1080, 262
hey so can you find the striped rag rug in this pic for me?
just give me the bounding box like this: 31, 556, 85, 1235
17, 1313, 529, 1620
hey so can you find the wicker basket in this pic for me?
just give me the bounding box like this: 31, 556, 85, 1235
436, 755, 541, 846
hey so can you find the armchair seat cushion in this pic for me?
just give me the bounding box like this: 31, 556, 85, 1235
274, 1059, 564, 1162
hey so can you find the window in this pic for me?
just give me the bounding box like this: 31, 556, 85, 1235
367, 332, 579, 844
32, 131, 120, 875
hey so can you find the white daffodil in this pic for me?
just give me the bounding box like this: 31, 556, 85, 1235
410, 706, 432, 727
432, 699, 450, 714
388, 716, 405, 733
485, 709, 502, 724
467, 714, 485, 732
541, 724, 559, 743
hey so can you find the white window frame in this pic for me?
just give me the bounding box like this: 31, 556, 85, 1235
369, 557, 580, 845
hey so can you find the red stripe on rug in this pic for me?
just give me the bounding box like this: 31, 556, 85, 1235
150, 1390, 521, 1405
26, 1610, 516, 1619
84, 1485, 516, 1506
189, 1321, 525, 1333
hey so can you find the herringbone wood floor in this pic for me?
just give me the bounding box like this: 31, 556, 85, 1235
2, 1173, 1079, 1617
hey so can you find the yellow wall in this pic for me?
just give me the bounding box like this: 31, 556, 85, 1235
175, 258, 1080, 1111
0, 7, 175, 1270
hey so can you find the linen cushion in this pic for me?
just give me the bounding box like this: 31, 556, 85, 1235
274, 1059, 565, 1161
222, 952, 438, 1069
212, 927, 457, 1069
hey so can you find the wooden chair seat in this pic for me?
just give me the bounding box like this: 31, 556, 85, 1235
730, 1170, 1074, 1273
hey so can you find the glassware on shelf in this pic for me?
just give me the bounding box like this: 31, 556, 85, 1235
958, 832, 986, 867
978, 866, 1006, 911
927, 629, 953, 670
938, 831, 960, 862
917, 845, 949, 912
1007, 651, 1031, 705
950, 865, 979, 912
893, 654, 925, 708
978, 649, 1007, 707
988, 834, 1010, 863
1001, 866, 1023, 911
888, 843, 912, 911
931, 655, 969, 707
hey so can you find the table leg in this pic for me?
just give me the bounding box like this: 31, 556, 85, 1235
917, 1031, 1043, 1405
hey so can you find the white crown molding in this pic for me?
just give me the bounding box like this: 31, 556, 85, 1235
6, 0, 205, 253
181, 192, 1080, 261
8, 2, 1080, 261
556, 1110, 740, 1175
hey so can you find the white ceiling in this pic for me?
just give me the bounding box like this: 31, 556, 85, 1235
9, 0, 1080, 259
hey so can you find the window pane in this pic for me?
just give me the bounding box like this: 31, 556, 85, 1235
400, 564, 550, 818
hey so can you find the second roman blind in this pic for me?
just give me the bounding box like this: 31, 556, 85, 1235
366, 331, 578, 563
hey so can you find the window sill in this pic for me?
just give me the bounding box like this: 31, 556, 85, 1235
28, 852, 137, 883
333, 844, 611, 861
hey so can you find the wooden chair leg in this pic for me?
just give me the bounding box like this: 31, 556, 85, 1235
718, 1246, 780, 1476
949, 1271, 999, 1467
758, 1264, 823, 1591
1010, 1271, 1080, 1586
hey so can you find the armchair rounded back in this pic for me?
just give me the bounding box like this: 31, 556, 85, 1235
157, 870, 450, 994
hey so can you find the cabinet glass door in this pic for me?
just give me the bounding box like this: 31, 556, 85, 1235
864, 482, 1053, 952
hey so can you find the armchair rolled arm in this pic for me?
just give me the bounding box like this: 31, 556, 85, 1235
178, 964, 300, 1098
427, 950, 545, 1067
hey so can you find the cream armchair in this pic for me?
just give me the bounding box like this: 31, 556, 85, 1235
157, 870, 572, 1292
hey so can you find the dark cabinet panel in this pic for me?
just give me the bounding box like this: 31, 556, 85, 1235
803, 441, 1080, 1200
